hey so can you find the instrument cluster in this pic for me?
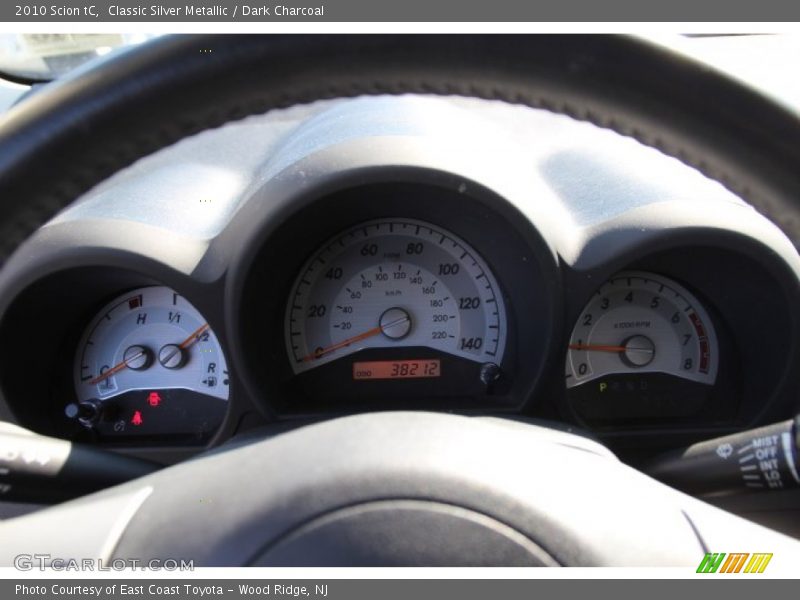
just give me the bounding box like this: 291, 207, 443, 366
0, 96, 798, 457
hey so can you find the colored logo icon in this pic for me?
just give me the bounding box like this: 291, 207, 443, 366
696, 552, 772, 573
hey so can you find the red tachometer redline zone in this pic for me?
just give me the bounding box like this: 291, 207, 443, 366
689, 312, 710, 374
353, 359, 441, 380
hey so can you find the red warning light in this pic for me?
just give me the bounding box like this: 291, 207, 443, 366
131, 411, 143, 426
148, 392, 162, 407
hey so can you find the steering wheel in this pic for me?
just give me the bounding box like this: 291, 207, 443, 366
1, 35, 799, 567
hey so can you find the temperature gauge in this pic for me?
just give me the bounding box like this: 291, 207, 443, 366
70, 286, 229, 441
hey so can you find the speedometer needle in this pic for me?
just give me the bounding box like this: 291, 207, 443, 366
90, 323, 210, 385
568, 343, 627, 353
302, 314, 410, 362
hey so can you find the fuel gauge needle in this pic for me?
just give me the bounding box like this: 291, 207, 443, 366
179, 322, 210, 349
156, 323, 210, 368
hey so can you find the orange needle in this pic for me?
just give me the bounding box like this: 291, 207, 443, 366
302, 316, 409, 362
89, 356, 134, 385
303, 326, 383, 362
179, 323, 210, 350
90, 323, 210, 385
156, 323, 210, 368
569, 343, 627, 353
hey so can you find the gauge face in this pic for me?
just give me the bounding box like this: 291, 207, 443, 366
285, 218, 507, 380
72, 286, 228, 441
566, 272, 720, 426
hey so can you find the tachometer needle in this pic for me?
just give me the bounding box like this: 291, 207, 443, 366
568, 343, 627, 353
302, 314, 410, 362
90, 323, 209, 385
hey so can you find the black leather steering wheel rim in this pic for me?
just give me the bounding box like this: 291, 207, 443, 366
1, 411, 799, 566
0, 33, 800, 269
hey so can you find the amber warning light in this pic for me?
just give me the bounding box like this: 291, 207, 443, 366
353, 359, 440, 380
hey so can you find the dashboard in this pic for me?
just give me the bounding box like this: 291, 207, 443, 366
0, 95, 799, 464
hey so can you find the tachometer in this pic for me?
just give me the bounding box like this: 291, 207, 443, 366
566, 271, 720, 426
285, 218, 507, 386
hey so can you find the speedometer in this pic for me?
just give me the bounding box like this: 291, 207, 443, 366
285, 218, 507, 384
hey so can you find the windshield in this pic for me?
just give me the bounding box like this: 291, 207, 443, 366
0, 33, 158, 81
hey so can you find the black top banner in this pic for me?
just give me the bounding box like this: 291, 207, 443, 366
3, 0, 800, 22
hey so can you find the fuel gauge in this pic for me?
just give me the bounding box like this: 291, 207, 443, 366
70, 286, 229, 441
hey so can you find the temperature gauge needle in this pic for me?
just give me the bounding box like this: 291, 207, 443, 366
90, 323, 209, 385
302, 314, 410, 362
568, 343, 627, 353
89, 355, 138, 385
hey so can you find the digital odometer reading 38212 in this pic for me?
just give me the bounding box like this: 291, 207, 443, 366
285, 218, 507, 377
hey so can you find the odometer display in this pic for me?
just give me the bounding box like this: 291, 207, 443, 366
353, 359, 441, 380
285, 218, 507, 375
